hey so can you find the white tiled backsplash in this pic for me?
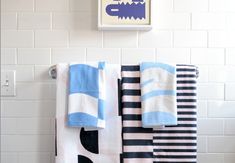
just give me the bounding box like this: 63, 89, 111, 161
1, 0, 235, 163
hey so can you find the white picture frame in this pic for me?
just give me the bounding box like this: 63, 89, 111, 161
98, 0, 152, 31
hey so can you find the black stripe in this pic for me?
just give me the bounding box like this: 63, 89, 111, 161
177, 74, 196, 78
166, 124, 197, 128
177, 80, 197, 84
153, 136, 197, 140
122, 114, 141, 121
123, 152, 153, 158
157, 155, 197, 159
177, 99, 197, 102
153, 143, 197, 146
154, 148, 197, 152
178, 118, 196, 121
177, 68, 196, 72
177, 93, 197, 96
122, 102, 141, 108
122, 77, 140, 83
122, 90, 141, 96
121, 66, 139, 71
177, 87, 197, 90
154, 130, 197, 134
177, 105, 196, 109
123, 139, 153, 146
177, 111, 197, 115
123, 127, 153, 133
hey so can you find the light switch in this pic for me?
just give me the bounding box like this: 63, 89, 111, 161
1, 70, 16, 96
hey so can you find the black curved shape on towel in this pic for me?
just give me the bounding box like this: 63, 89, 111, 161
78, 155, 93, 163
80, 128, 99, 154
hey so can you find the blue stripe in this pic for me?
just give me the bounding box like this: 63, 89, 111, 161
141, 90, 176, 101
98, 99, 105, 120
140, 62, 176, 74
142, 111, 177, 127
67, 112, 98, 127
98, 62, 105, 70
140, 78, 154, 87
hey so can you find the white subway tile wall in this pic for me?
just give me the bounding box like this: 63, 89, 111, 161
1, 0, 235, 162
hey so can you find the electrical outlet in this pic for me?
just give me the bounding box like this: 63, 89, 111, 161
1, 70, 16, 96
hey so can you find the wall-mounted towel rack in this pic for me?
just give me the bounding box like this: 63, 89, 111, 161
48, 64, 200, 79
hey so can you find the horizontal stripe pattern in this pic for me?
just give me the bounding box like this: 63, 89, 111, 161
153, 65, 197, 163
121, 65, 154, 163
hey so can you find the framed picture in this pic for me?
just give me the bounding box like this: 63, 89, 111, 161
98, 0, 152, 30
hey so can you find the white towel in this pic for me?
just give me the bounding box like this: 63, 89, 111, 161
140, 62, 177, 128
68, 62, 106, 129
55, 64, 122, 163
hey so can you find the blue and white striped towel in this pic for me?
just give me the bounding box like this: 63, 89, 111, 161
140, 62, 177, 128
68, 62, 106, 129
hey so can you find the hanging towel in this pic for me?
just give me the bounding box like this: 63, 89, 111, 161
121, 65, 154, 163
140, 62, 177, 128
56, 64, 122, 163
153, 64, 197, 163
68, 62, 106, 129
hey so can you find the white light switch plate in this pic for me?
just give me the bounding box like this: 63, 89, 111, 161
1, 70, 16, 96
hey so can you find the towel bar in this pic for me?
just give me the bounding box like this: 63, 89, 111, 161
48, 65, 200, 79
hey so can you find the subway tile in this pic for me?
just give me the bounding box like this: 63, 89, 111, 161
1, 101, 56, 117
191, 48, 225, 65
226, 48, 235, 65
52, 13, 96, 30
225, 119, 235, 135
69, 0, 97, 13
174, 31, 207, 48
156, 48, 190, 64
209, 0, 235, 12
208, 101, 235, 118
197, 136, 207, 153
208, 66, 235, 82
104, 31, 137, 48
154, 0, 173, 12
51, 48, 86, 64
139, 31, 172, 48
226, 14, 235, 30
35, 66, 52, 81
174, 0, 208, 12
225, 83, 235, 100
87, 48, 121, 64
197, 66, 209, 82
1, 48, 17, 65
209, 31, 235, 47
192, 13, 226, 30
197, 153, 224, 163
1, 135, 54, 152
35, 0, 68, 11
18, 48, 51, 65
197, 100, 207, 118
153, 13, 190, 29
69, 30, 102, 47
18, 152, 51, 163
208, 136, 235, 152
1, 30, 34, 48
224, 154, 235, 163
18, 13, 51, 29
1, 118, 53, 135
1, 13, 17, 29
35, 30, 68, 48
198, 118, 224, 135
1, 152, 18, 163
1, 83, 55, 100
1, 0, 34, 11
2, 65, 34, 82
121, 48, 155, 64
198, 84, 224, 100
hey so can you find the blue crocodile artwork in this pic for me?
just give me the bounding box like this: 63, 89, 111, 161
105, 0, 146, 20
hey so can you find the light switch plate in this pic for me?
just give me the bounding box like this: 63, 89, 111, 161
1, 70, 16, 96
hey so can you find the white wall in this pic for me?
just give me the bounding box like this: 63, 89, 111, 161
1, 0, 235, 162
